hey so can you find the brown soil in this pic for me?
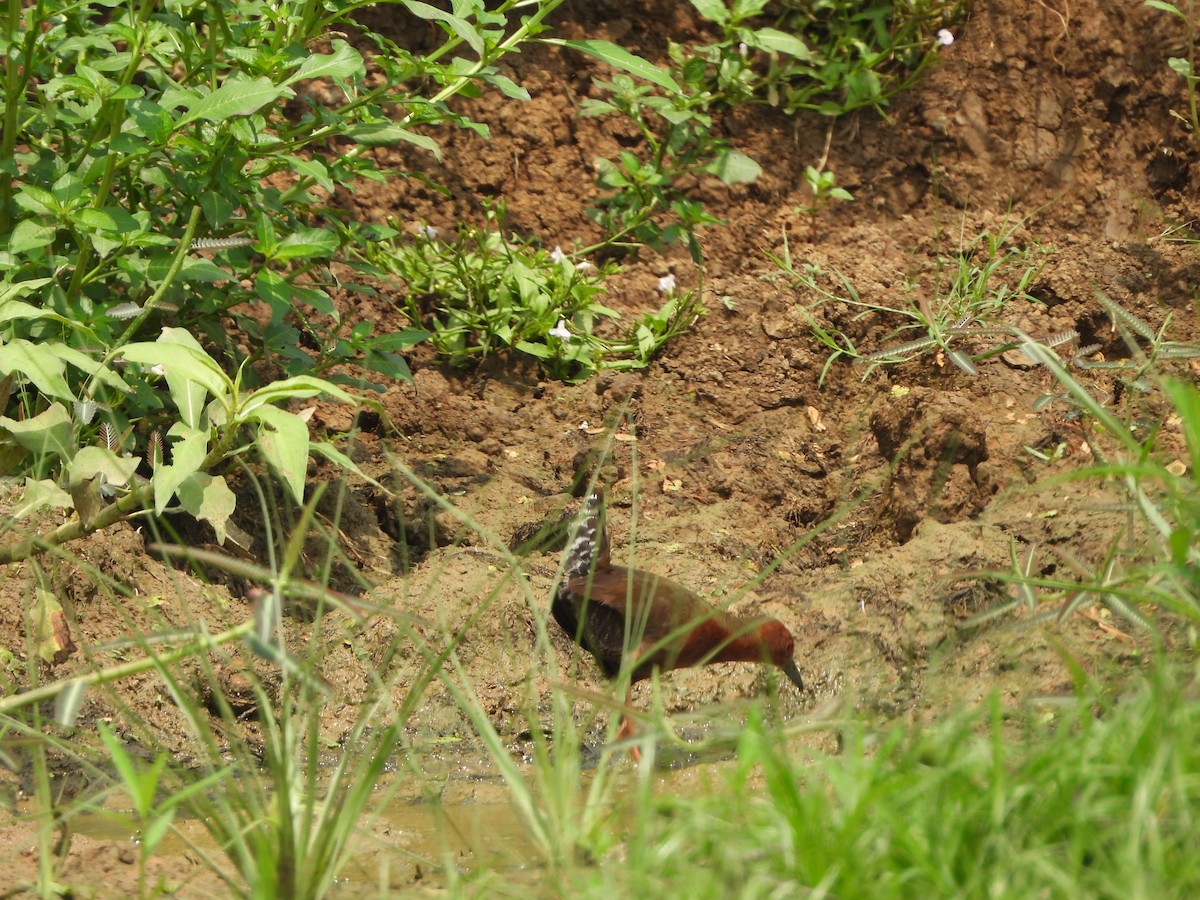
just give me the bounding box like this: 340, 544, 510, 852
3, 0, 1198, 894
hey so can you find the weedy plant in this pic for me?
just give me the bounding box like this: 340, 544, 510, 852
355, 202, 704, 382
797, 164, 854, 225
1145, 0, 1200, 139
0, 0, 580, 549
679, 0, 967, 115
0, 480, 453, 897
773, 222, 1049, 380
969, 293, 1200, 631
574, 0, 963, 261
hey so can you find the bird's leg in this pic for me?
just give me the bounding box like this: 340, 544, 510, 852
616, 685, 641, 762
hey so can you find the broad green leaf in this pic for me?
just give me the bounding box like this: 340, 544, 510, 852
689, 0, 731, 24
13, 183, 57, 214
272, 228, 339, 260
154, 423, 210, 515
402, 1, 484, 56
10, 220, 57, 254
119, 330, 231, 425
9, 478, 73, 520
0, 278, 52, 305
128, 98, 173, 143
547, 39, 681, 94
52, 343, 132, 393
288, 157, 333, 192
482, 72, 530, 101
751, 28, 813, 61
247, 403, 309, 503
0, 299, 73, 328
285, 40, 364, 85
68, 445, 140, 488
177, 472, 236, 545
705, 148, 762, 185
0, 403, 74, 461
175, 77, 287, 128
515, 340, 553, 359
0, 339, 74, 400
240, 374, 357, 418
346, 124, 443, 157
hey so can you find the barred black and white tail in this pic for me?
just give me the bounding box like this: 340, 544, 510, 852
556, 488, 608, 606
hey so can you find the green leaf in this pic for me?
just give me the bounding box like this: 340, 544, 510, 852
705, 149, 762, 185
688, 0, 731, 24
119, 329, 231, 426
0, 300, 73, 329
154, 423, 210, 515
1169, 57, 1195, 79
402, 1, 485, 57
177, 472, 236, 545
9, 478, 73, 520
548, 39, 681, 94
0, 278, 53, 305
68, 446, 141, 489
240, 374, 357, 418
482, 72, 530, 101
272, 228, 339, 260
346, 124, 443, 157
285, 40, 364, 85
128, 98, 173, 143
10, 220, 58, 254
0, 339, 74, 400
1145, 0, 1185, 17
0, 403, 74, 462
52, 343, 132, 393
247, 403, 310, 502
175, 77, 287, 128
751, 28, 813, 61
310, 441, 391, 494
515, 340, 553, 359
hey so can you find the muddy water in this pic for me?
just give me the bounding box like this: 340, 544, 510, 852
63, 751, 742, 894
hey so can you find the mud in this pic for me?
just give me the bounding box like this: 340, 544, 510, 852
1, 0, 1196, 892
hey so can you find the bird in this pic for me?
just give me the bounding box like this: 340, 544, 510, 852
552, 487, 805, 754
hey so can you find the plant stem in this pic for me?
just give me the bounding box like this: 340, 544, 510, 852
0, 619, 254, 716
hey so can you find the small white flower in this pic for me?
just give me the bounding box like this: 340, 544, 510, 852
738, 42, 748, 57
578, 420, 589, 431
575, 259, 595, 273
936, 28, 954, 47
549, 318, 572, 340
658, 273, 677, 293
417, 223, 439, 239
150, 363, 166, 376
550, 245, 567, 263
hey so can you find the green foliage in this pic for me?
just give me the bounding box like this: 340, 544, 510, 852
979, 297, 1200, 625
682, 0, 967, 115
774, 223, 1049, 380
797, 164, 854, 221
0, 0, 568, 549
0, 327, 364, 563
357, 204, 703, 381
577, 66, 757, 260
570, 0, 960, 260
570, 672, 1200, 897
1146, 0, 1200, 139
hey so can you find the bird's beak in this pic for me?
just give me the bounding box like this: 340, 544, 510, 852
781, 657, 804, 693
